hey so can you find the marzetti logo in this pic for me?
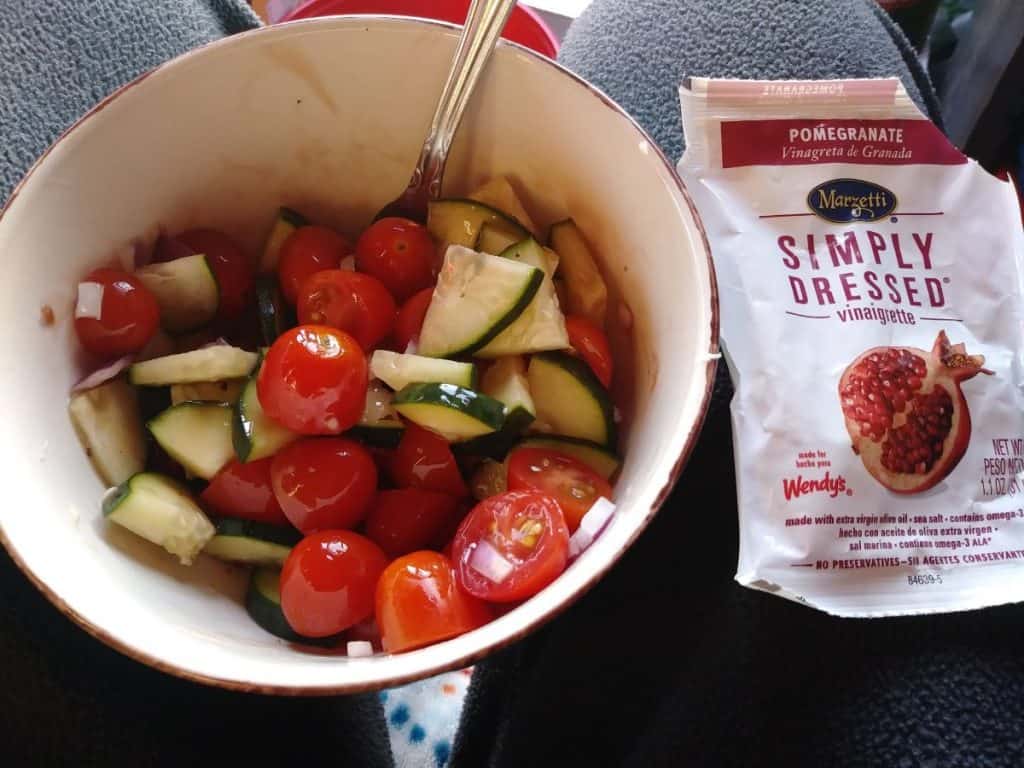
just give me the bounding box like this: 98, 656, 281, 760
807, 178, 897, 223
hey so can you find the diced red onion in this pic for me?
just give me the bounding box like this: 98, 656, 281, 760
346, 640, 374, 657
568, 497, 616, 559
469, 540, 514, 584
339, 254, 356, 271
75, 282, 104, 320
150, 234, 196, 264
70, 354, 134, 394
199, 338, 231, 349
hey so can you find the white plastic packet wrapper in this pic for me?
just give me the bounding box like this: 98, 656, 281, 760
678, 77, 1024, 616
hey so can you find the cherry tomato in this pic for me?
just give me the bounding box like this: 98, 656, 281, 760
199, 458, 289, 526
391, 424, 468, 497
564, 314, 613, 388
392, 287, 433, 352
74, 268, 160, 358
376, 551, 492, 653
280, 530, 388, 637
278, 226, 351, 305
507, 447, 613, 532
355, 217, 435, 302
452, 490, 569, 603
365, 489, 461, 558
176, 229, 254, 320
296, 270, 396, 351
257, 324, 367, 434
271, 438, 377, 533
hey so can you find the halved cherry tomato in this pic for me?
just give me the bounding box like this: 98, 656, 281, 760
270, 438, 377, 533
278, 226, 351, 305
391, 424, 468, 497
257, 324, 367, 434
392, 287, 433, 352
296, 270, 396, 351
280, 530, 388, 637
176, 229, 254, 321
365, 489, 461, 558
376, 551, 492, 652
507, 447, 613, 531
355, 217, 435, 302
451, 490, 569, 603
73, 268, 159, 357
564, 314, 613, 388
199, 458, 289, 526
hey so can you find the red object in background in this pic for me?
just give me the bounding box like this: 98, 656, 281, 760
282, 0, 559, 59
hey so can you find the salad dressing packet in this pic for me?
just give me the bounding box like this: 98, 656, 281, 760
678, 78, 1024, 616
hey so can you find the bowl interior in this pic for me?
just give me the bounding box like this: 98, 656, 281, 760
0, 17, 715, 692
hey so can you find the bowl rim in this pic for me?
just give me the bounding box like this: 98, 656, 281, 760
0, 14, 719, 695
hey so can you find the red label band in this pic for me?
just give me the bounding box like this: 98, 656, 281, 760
720, 118, 967, 168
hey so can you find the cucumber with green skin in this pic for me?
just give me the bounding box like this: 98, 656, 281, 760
393, 382, 506, 441
517, 436, 621, 479
527, 352, 616, 448
427, 198, 529, 248
255, 275, 292, 346
233, 375, 299, 462
417, 246, 543, 358
148, 401, 235, 480
260, 207, 309, 272
129, 346, 259, 387
453, 356, 535, 459
475, 222, 521, 255
68, 377, 147, 486
103, 472, 215, 565
135, 253, 220, 333
346, 379, 405, 448
245, 567, 342, 647
203, 518, 300, 566
169, 379, 245, 405
548, 219, 608, 328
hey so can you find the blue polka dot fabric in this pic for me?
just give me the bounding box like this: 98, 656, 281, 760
381, 668, 472, 767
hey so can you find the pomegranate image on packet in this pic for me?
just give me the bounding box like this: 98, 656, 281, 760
678, 78, 1024, 616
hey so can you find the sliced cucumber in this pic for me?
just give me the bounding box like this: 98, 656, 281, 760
261, 207, 309, 272
393, 383, 506, 441
454, 356, 535, 459
370, 350, 477, 391
427, 199, 529, 249
256, 275, 291, 346
245, 567, 341, 646
203, 518, 300, 566
102, 472, 215, 565
476, 239, 569, 358
418, 246, 543, 358
475, 222, 520, 255
68, 378, 147, 486
129, 346, 258, 386
468, 176, 538, 234
347, 380, 405, 448
234, 376, 299, 462
147, 402, 235, 480
549, 219, 608, 328
518, 436, 621, 480
527, 352, 615, 447
135, 254, 219, 333
169, 379, 245, 405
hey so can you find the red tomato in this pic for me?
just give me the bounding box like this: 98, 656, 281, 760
176, 229, 254, 320
73, 268, 159, 357
392, 287, 433, 352
355, 217, 435, 302
278, 226, 351, 305
364, 489, 461, 558
271, 438, 378, 533
376, 551, 492, 653
296, 270, 396, 350
391, 424, 468, 497
507, 447, 613, 532
564, 315, 613, 388
257, 324, 367, 434
280, 530, 388, 637
452, 490, 569, 603
199, 458, 289, 526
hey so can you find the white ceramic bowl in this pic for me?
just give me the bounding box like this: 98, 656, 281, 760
0, 16, 717, 693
